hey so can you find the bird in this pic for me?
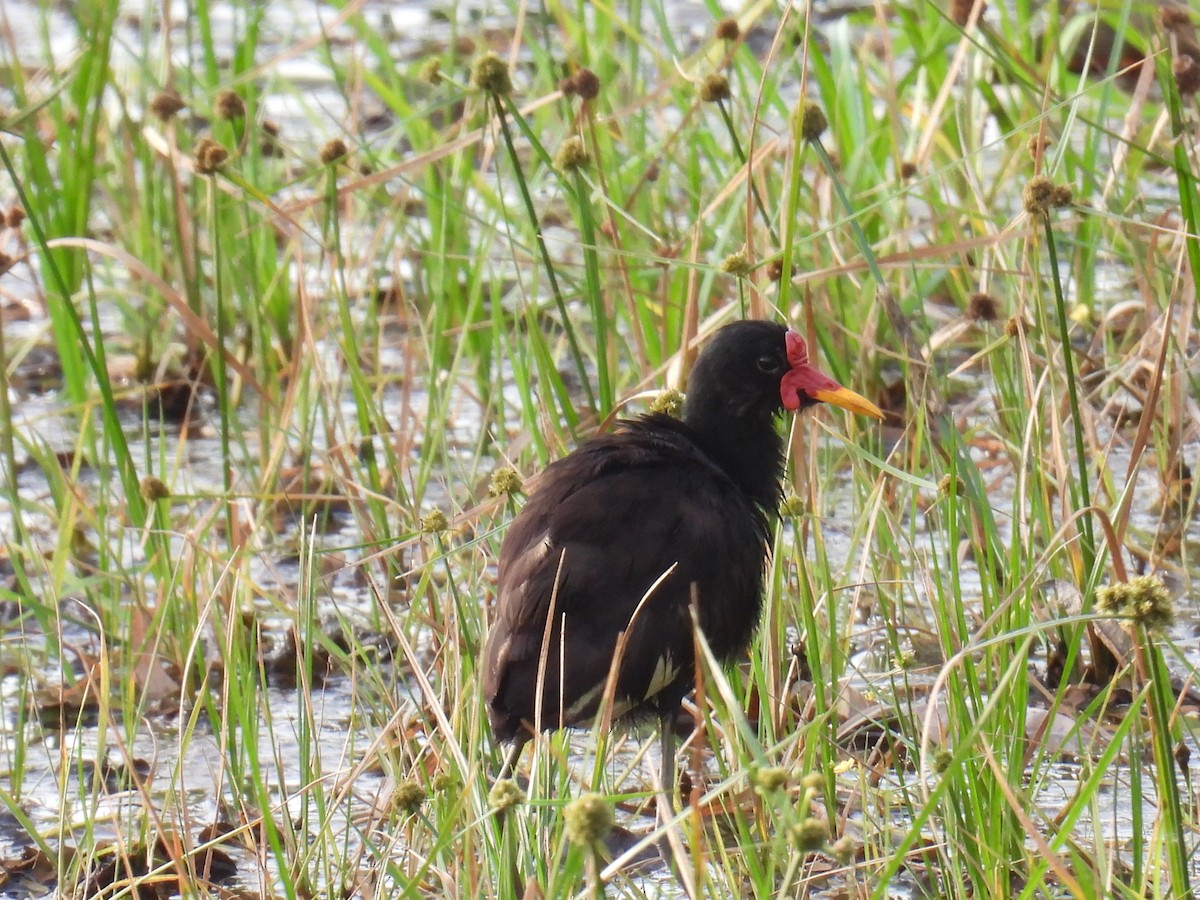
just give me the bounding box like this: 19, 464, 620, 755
483, 319, 883, 780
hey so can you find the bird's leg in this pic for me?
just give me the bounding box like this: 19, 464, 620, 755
654, 717, 698, 896
498, 738, 527, 780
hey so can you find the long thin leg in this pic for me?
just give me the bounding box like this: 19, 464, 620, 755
654, 717, 697, 896
498, 738, 527, 780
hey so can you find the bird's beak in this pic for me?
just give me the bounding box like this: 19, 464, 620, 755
809, 385, 885, 419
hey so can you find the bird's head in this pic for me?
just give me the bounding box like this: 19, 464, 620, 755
685, 321, 883, 424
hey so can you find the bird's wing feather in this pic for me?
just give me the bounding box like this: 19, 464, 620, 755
484, 423, 771, 734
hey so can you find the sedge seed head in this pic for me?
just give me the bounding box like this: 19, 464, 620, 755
751, 766, 789, 793
789, 817, 828, 852
1096, 574, 1175, 632
5, 206, 25, 229
419, 58, 443, 86
719, 245, 752, 278
563, 793, 614, 845
699, 72, 731, 103
150, 90, 186, 121
1022, 176, 1057, 217
649, 388, 684, 417
780, 494, 806, 518
799, 100, 828, 142
193, 137, 228, 174
420, 509, 449, 534
571, 68, 600, 100
967, 292, 1000, 322
393, 779, 426, 814
715, 18, 740, 41
488, 778, 525, 812
471, 52, 513, 96
489, 466, 523, 496
553, 135, 588, 172
1175, 56, 1200, 96
140, 476, 170, 502
215, 89, 245, 120
319, 139, 349, 166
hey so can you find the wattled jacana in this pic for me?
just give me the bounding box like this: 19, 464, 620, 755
483, 320, 882, 778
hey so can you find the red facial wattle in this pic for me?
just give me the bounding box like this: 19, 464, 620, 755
780, 330, 842, 411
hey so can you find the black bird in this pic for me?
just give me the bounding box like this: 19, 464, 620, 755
483, 320, 882, 775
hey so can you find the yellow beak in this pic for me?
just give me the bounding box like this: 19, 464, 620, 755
810, 386, 886, 419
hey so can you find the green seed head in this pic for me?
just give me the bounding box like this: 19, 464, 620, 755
751, 766, 789, 793
789, 817, 828, 851
1096, 574, 1175, 632
393, 779, 426, 814
471, 52, 513, 96
649, 388, 684, 418
489, 467, 523, 497
419, 58, 443, 86
420, 509, 450, 534
719, 245, 752, 278
563, 792, 614, 845
780, 494, 806, 518
488, 778, 525, 812
554, 135, 588, 172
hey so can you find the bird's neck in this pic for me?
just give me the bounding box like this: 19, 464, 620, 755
683, 409, 786, 514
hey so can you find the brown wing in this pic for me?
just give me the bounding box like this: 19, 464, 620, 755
482, 424, 770, 742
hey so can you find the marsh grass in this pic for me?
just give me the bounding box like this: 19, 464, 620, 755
1, 0, 1199, 896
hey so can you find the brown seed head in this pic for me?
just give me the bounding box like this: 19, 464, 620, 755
0, 251, 12, 277
471, 52, 513, 96
215, 89, 245, 120
4, 206, 25, 229
194, 137, 229, 174
1161, 3, 1193, 28
1052, 185, 1073, 208
950, 0, 986, 26
899, 160, 917, 179
150, 90, 186, 121
766, 259, 785, 281
1174, 55, 1200, 96
1022, 175, 1057, 216
319, 139, 349, 166
1027, 134, 1050, 161
700, 72, 731, 103
967, 292, 1000, 322
715, 18, 740, 41
572, 68, 600, 100
799, 100, 828, 142
140, 476, 170, 502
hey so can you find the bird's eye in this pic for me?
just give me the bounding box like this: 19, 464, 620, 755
756, 354, 781, 374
